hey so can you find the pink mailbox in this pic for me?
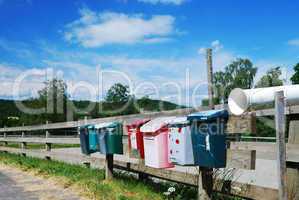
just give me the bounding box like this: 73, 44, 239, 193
140, 117, 176, 169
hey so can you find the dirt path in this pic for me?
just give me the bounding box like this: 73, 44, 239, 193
0, 164, 87, 200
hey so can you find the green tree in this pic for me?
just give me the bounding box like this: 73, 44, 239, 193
105, 83, 130, 103
255, 67, 283, 88
290, 63, 299, 84
37, 78, 68, 123
213, 58, 257, 102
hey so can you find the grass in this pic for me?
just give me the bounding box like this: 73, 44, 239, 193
0, 152, 246, 200
0, 152, 164, 200
0, 142, 80, 149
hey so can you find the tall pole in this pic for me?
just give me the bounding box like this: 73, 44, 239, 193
197, 48, 215, 200
206, 48, 214, 109
275, 91, 287, 200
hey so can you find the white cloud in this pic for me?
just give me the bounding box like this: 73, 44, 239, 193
64, 9, 177, 47
211, 40, 223, 52
0, 64, 45, 99
288, 39, 299, 46
137, 0, 186, 5
198, 40, 224, 55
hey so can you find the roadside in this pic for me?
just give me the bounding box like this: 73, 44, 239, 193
0, 152, 165, 200
0, 164, 85, 200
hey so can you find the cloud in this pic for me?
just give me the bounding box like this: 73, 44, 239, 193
198, 40, 224, 55
64, 9, 177, 48
137, 0, 186, 5
0, 64, 45, 99
288, 39, 299, 46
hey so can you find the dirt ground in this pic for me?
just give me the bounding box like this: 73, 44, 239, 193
0, 164, 87, 200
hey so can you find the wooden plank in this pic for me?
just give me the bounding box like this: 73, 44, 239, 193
230, 142, 299, 163
255, 105, 299, 117
0, 107, 254, 134
0, 137, 256, 170
227, 114, 256, 134
0, 137, 80, 144
0, 146, 274, 200
287, 120, 299, 200
275, 91, 287, 200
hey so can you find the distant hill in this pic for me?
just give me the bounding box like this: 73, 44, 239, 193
0, 98, 186, 127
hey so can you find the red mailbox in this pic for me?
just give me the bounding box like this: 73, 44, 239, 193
126, 119, 150, 159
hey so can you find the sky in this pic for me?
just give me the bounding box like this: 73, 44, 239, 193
0, 0, 299, 106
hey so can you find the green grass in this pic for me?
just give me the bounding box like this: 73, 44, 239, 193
0, 152, 245, 200
0, 142, 80, 149
0, 152, 164, 200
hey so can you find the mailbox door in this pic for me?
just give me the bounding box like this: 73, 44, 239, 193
169, 126, 194, 165
106, 132, 123, 155
88, 128, 99, 152
98, 130, 108, 154
79, 128, 90, 155
192, 133, 226, 168
144, 135, 159, 168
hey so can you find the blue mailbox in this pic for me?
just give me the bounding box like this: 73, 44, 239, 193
187, 109, 229, 168
79, 125, 98, 155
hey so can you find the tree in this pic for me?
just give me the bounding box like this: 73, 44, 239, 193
37, 78, 68, 122
105, 83, 130, 103
213, 58, 257, 102
291, 63, 299, 84
255, 67, 283, 88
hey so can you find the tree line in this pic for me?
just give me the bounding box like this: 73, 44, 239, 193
202, 59, 299, 106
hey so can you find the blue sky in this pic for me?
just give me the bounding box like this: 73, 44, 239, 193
0, 0, 299, 105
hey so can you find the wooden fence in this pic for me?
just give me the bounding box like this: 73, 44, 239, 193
0, 107, 299, 199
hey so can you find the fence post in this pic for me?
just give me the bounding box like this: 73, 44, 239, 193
45, 121, 51, 151
275, 91, 288, 200
21, 123, 27, 150
105, 154, 114, 180
287, 119, 299, 199
3, 127, 8, 146
198, 169, 211, 200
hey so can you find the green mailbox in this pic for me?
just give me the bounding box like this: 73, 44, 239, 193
95, 122, 124, 155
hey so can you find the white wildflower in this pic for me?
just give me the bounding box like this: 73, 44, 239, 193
168, 187, 176, 193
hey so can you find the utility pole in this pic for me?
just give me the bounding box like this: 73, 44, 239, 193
197, 48, 215, 200
206, 48, 214, 110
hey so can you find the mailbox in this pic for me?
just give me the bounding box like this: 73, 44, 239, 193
79, 125, 97, 155
187, 109, 229, 168
87, 125, 100, 152
168, 117, 194, 166
141, 117, 176, 169
95, 122, 124, 155
126, 119, 150, 159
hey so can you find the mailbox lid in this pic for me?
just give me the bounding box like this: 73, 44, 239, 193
94, 122, 117, 129
168, 117, 190, 127
187, 109, 229, 122
127, 119, 150, 129
140, 116, 176, 134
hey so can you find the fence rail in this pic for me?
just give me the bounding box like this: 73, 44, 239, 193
0, 137, 276, 200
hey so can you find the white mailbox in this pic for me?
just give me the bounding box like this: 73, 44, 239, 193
168, 117, 194, 166
141, 117, 176, 169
